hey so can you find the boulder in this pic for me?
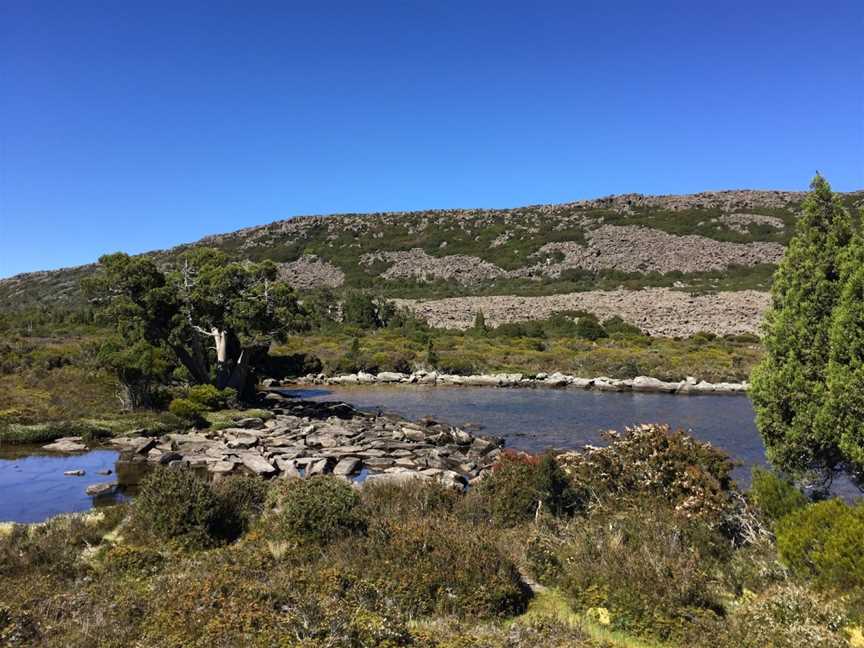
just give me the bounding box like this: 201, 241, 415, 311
86, 482, 117, 497
332, 457, 362, 476
377, 371, 406, 383
239, 454, 277, 476
306, 458, 331, 476
43, 437, 87, 453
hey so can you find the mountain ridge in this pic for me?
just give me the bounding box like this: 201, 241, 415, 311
3, 188, 862, 312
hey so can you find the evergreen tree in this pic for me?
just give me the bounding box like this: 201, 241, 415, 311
818, 232, 864, 483
472, 310, 488, 336
750, 175, 854, 483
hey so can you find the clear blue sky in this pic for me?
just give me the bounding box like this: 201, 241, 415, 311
2, 1, 862, 278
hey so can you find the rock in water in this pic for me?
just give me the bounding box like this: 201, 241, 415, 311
63, 469, 85, 476
86, 482, 117, 497
332, 457, 361, 476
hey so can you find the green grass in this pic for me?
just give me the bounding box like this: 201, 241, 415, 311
276, 328, 763, 383
516, 589, 669, 648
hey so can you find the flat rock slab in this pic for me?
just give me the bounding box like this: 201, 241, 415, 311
239, 454, 277, 476
333, 457, 362, 476
86, 482, 117, 497
43, 437, 87, 453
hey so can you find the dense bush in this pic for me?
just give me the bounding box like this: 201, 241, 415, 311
776, 498, 864, 590
574, 313, 608, 340
185, 384, 237, 410
709, 584, 849, 648
130, 467, 223, 548
535, 507, 726, 642
167, 397, 207, 426
558, 424, 740, 532
468, 452, 579, 527
750, 467, 808, 523
331, 515, 531, 619
212, 474, 270, 540
265, 476, 367, 545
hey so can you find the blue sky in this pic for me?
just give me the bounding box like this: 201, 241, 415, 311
1, 1, 862, 277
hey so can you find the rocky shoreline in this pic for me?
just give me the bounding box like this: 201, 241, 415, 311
288, 370, 749, 395
72, 395, 507, 490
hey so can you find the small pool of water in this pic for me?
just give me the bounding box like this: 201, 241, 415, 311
0, 447, 127, 523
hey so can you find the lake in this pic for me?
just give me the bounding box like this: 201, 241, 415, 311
1, 385, 857, 522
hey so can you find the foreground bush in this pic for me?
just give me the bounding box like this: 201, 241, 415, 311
265, 476, 367, 545
750, 467, 808, 523
331, 515, 530, 619
710, 584, 849, 648
130, 466, 223, 548
776, 498, 864, 590
468, 452, 579, 527
558, 424, 739, 532
531, 506, 726, 642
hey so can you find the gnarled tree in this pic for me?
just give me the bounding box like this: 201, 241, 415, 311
84, 248, 303, 405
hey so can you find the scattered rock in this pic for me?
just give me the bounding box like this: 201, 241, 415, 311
43, 437, 87, 453
86, 483, 117, 497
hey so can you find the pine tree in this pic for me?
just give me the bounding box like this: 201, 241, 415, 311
818, 232, 864, 483
750, 175, 854, 482
472, 310, 488, 336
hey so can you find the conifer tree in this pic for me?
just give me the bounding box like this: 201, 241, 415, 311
818, 231, 864, 483
750, 175, 853, 482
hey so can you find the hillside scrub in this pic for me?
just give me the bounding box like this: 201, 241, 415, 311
0, 425, 861, 646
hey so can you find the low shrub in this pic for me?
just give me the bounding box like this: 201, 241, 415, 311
708, 584, 848, 648
331, 515, 530, 619
265, 476, 367, 545
602, 315, 644, 337
776, 498, 864, 591
103, 545, 165, 576
212, 474, 270, 540
467, 452, 579, 527
361, 479, 460, 521
130, 466, 222, 548
575, 313, 607, 340
750, 467, 808, 523
185, 384, 237, 411
558, 424, 739, 532
167, 397, 207, 426
541, 507, 726, 642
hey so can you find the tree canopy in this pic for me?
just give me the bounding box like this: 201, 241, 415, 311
750, 175, 860, 485
84, 248, 302, 406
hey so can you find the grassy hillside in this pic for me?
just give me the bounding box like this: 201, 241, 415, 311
3, 189, 862, 312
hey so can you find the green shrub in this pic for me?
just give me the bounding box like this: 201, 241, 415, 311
167, 397, 207, 426
558, 424, 739, 533
543, 508, 725, 642
709, 584, 848, 648
185, 384, 236, 411
266, 476, 367, 545
103, 545, 164, 576
602, 315, 643, 337
574, 313, 607, 340
776, 498, 864, 590
468, 452, 579, 527
750, 467, 808, 523
212, 474, 270, 540
130, 466, 222, 548
331, 515, 530, 619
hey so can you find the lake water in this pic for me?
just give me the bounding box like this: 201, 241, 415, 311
288, 385, 767, 485
0, 447, 127, 523
2, 385, 857, 522
288, 384, 860, 498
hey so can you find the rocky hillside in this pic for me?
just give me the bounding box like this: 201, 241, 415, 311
3, 189, 862, 330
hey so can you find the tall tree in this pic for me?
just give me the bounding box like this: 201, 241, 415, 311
84, 248, 303, 404
818, 231, 864, 484
750, 175, 854, 484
